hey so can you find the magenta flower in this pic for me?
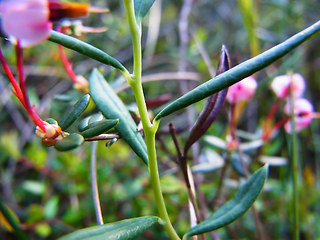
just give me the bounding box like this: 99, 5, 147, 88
271, 73, 305, 99
226, 76, 257, 104
0, 0, 52, 47
283, 98, 313, 133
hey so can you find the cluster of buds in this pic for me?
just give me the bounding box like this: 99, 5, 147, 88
35, 121, 69, 146
262, 73, 318, 141
271, 73, 315, 133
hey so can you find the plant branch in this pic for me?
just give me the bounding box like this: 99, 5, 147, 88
123, 1, 180, 239
90, 141, 104, 225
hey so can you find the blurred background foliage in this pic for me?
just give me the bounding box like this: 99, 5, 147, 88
0, 0, 320, 239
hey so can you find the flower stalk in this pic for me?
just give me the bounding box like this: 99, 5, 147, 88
123, 0, 180, 239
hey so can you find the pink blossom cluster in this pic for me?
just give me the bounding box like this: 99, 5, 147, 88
271, 74, 314, 133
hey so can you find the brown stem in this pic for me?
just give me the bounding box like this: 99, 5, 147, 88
212, 155, 230, 211
85, 134, 119, 141
168, 122, 206, 240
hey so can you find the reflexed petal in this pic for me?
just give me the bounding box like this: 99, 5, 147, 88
271, 73, 305, 99
284, 98, 313, 133
1, 0, 51, 47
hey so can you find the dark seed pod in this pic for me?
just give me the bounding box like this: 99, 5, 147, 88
184, 45, 230, 155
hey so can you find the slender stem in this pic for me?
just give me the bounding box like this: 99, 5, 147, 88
91, 141, 104, 225
289, 81, 299, 240
123, 1, 180, 239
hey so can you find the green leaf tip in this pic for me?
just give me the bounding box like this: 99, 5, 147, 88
134, 0, 156, 19
184, 164, 268, 237
60, 94, 90, 131
89, 69, 149, 165
54, 133, 84, 151
155, 20, 320, 120
49, 31, 126, 72
58, 216, 159, 240
80, 119, 119, 138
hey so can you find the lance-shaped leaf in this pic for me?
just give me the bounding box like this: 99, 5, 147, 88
155, 20, 320, 120
89, 69, 148, 165
58, 216, 159, 240
184, 45, 230, 155
0, 200, 27, 240
49, 31, 126, 72
80, 119, 119, 138
183, 165, 268, 238
54, 133, 84, 151
59, 94, 90, 131
134, 0, 156, 20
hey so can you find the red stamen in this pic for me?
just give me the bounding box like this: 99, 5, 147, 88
56, 26, 80, 84
262, 97, 281, 138
310, 112, 320, 119
263, 116, 290, 141
15, 41, 46, 131
0, 47, 26, 107
230, 103, 237, 142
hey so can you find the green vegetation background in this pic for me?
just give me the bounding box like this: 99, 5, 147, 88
0, 0, 319, 239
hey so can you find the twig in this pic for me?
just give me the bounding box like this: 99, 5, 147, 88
191, 30, 216, 77
168, 122, 205, 240
85, 134, 119, 141
211, 155, 230, 211
91, 141, 104, 225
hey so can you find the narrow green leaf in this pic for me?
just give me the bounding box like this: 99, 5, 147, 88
184, 165, 268, 237
60, 94, 90, 131
0, 199, 28, 240
237, 0, 260, 56
89, 69, 148, 165
58, 216, 159, 240
48, 31, 126, 72
155, 21, 320, 120
134, 0, 156, 19
54, 133, 84, 151
80, 119, 119, 138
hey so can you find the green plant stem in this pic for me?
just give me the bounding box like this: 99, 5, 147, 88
91, 141, 104, 225
290, 82, 299, 240
123, 1, 180, 239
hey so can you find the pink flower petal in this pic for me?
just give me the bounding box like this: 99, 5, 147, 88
284, 98, 313, 133
226, 76, 257, 104
1, 0, 51, 47
271, 73, 305, 99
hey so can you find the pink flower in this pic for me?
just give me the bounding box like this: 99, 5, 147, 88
0, 0, 52, 47
226, 76, 257, 104
271, 73, 305, 99
283, 98, 313, 133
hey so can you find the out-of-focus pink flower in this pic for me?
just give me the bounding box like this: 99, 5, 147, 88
0, 0, 105, 48
284, 98, 313, 133
226, 76, 257, 104
271, 73, 305, 99
0, 0, 52, 47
